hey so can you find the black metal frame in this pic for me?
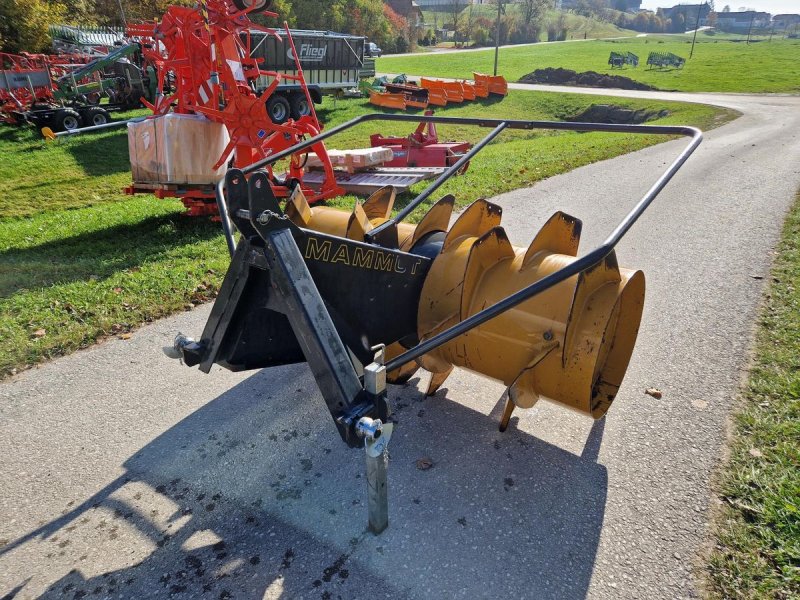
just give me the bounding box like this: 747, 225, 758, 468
215, 113, 702, 374
194, 170, 396, 446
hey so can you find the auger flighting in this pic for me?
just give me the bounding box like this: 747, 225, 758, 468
281, 187, 645, 430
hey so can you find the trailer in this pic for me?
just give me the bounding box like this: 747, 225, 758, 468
248, 29, 365, 123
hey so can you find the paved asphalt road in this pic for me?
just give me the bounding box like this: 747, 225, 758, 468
1, 90, 799, 600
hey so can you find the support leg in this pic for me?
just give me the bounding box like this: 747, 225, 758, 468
365, 440, 389, 534
499, 397, 515, 432
358, 417, 393, 534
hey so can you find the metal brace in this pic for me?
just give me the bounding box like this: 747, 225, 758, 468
356, 345, 393, 534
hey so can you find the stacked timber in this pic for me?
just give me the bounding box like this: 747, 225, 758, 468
305, 146, 395, 174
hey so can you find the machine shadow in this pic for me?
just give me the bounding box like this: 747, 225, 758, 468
20, 366, 607, 599
0, 126, 31, 143
0, 215, 220, 297
62, 130, 132, 177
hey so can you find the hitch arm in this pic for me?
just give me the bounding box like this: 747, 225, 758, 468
263, 226, 362, 413
246, 172, 388, 447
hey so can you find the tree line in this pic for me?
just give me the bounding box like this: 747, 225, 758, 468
0, 0, 413, 54
418, 0, 733, 49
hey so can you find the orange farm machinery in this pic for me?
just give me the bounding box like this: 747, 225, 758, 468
124, 0, 342, 217
368, 73, 507, 112
166, 113, 702, 532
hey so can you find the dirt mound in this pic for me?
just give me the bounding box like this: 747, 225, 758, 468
567, 104, 669, 124
519, 67, 657, 91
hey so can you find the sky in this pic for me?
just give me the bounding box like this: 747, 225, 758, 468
640, 0, 800, 13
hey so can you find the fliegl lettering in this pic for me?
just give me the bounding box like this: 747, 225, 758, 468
287, 44, 327, 62
304, 239, 418, 275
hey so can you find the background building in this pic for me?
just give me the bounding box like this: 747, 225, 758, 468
772, 14, 800, 29
387, 0, 424, 24
660, 3, 711, 26
715, 10, 772, 32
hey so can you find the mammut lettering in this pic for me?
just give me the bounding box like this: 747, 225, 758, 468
304, 238, 420, 275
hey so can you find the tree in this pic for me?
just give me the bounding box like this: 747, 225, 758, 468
465, 2, 474, 46
382, 3, 409, 52
0, 0, 66, 52
448, 0, 466, 40
546, 12, 568, 41
456, 2, 476, 47
722, 5, 731, 11
557, 12, 568, 38
520, 0, 548, 26
672, 11, 685, 32
59, 0, 95, 25
633, 12, 649, 31
470, 17, 491, 46
519, 0, 548, 41
499, 13, 516, 44
88, 0, 194, 26
264, 0, 395, 50
574, 0, 593, 18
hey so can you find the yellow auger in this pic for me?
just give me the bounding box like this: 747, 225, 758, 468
166, 113, 701, 533
284, 185, 645, 430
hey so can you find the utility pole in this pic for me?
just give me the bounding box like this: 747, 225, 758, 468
116, 0, 127, 28
746, 12, 755, 44
689, 2, 705, 58
494, 0, 503, 76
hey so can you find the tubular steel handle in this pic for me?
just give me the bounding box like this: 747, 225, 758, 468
384, 124, 701, 371
216, 113, 702, 369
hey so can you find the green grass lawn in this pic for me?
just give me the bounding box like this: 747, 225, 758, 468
379, 35, 800, 93
0, 92, 735, 378
708, 191, 800, 598
0, 107, 150, 219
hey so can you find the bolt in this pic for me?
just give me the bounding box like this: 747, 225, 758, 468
356, 417, 383, 442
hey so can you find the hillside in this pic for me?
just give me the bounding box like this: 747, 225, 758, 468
420, 7, 637, 41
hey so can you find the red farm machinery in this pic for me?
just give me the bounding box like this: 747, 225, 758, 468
123, 0, 341, 216
370, 111, 472, 170
2, 45, 154, 131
